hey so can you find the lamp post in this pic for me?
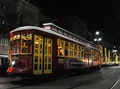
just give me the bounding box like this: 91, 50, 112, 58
94, 31, 106, 65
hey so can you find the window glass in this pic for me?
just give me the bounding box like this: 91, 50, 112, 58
34, 64, 38, 70
21, 33, 32, 54
70, 43, 73, 57
58, 39, 64, 56
65, 42, 69, 56
11, 39, 20, 53
35, 56, 38, 62
74, 44, 77, 57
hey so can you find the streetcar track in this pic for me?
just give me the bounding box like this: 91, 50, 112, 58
66, 74, 104, 89
0, 67, 120, 89
66, 67, 120, 89
109, 78, 120, 89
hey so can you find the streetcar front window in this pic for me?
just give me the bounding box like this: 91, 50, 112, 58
10, 35, 20, 54
10, 33, 32, 54
21, 33, 32, 54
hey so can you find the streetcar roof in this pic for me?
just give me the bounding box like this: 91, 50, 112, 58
11, 26, 99, 51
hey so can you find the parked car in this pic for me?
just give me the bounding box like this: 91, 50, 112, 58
0, 62, 9, 76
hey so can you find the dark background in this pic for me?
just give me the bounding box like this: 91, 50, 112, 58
30, 0, 120, 45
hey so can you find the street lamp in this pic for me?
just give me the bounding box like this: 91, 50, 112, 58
94, 37, 102, 42
95, 31, 99, 35
94, 31, 102, 43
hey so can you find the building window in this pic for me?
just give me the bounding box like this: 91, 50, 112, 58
0, 38, 8, 45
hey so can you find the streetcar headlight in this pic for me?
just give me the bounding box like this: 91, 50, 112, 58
11, 61, 15, 65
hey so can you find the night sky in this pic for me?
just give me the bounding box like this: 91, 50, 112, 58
31, 0, 120, 45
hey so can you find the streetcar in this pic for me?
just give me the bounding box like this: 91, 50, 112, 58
7, 23, 101, 78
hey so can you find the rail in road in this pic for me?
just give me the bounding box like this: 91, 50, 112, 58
109, 78, 120, 89
0, 66, 120, 89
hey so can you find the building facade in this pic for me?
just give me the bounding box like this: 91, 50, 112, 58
56, 16, 92, 41
0, 0, 40, 55
0, 1, 93, 55
0, 0, 39, 37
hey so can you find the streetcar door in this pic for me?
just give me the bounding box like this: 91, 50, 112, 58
33, 35, 52, 75
44, 37, 52, 74
33, 35, 43, 74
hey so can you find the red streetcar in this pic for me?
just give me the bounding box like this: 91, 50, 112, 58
7, 23, 101, 78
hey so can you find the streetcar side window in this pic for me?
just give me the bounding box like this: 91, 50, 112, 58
70, 43, 73, 57
84, 48, 89, 58
74, 44, 77, 57
81, 47, 84, 59
77, 45, 82, 59
95, 51, 100, 60
91, 50, 95, 60
65, 42, 69, 56
58, 39, 83, 59
57, 39, 64, 56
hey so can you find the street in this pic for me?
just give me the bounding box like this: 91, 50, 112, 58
0, 66, 120, 89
